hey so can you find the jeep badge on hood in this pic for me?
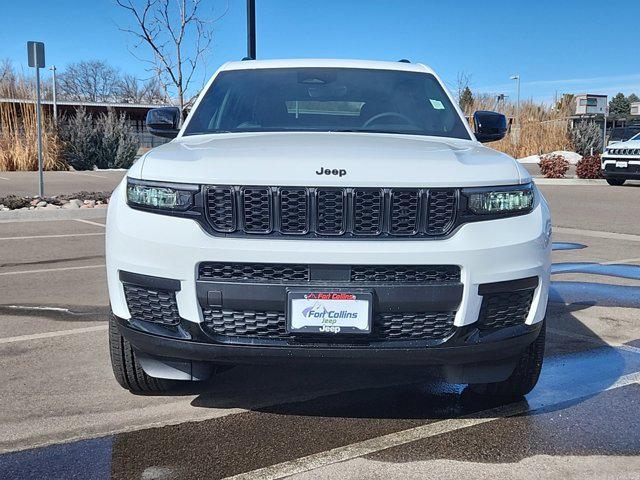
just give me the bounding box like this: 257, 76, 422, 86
316, 166, 347, 177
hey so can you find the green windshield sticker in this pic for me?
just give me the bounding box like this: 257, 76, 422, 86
429, 99, 445, 110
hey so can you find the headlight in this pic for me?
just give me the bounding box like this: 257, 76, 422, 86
126, 178, 198, 211
464, 183, 534, 215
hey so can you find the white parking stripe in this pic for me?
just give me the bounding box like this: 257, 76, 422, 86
0, 325, 108, 345
601, 257, 640, 265
554, 226, 640, 243
71, 171, 109, 179
224, 371, 640, 480
73, 219, 106, 227
0, 232, 104, 241
0, 264, 105, 276
549, 327, 640, 355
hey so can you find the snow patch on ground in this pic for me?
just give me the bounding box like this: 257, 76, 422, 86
518, 151, 582, 165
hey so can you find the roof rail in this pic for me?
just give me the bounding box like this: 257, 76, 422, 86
398, 59, 411, 63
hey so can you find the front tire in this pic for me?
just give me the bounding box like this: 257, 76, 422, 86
470, 321, 545, 398
606, 178, 626, 186
109, 315, 176, 394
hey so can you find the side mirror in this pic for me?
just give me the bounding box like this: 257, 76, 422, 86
473, 110, 508, 143
146, 107, 181, 138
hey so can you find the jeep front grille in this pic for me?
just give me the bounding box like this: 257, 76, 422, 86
205, 186, 457, 238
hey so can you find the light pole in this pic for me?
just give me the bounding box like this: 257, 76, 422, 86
247, 0, 256, 59
49, 65, 58, 125
510, 74, 520, 117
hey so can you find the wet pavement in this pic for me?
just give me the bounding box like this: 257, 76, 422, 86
1, 184, 640, 479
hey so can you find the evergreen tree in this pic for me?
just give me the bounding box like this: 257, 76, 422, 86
570, 121, 602, 156
59, 107, 98, 170
608, 93, 630, 117
628, 93, 639, 104
459, 86, 474, 113
95, 108, 139, 169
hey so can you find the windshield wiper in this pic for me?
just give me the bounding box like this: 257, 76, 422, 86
329, 128, 411, 135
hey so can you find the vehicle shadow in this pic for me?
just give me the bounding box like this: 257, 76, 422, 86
185, 284, 636, 423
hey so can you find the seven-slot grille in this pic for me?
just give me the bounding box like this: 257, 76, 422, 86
205, 186, 457, 238
607, 148, 640, 156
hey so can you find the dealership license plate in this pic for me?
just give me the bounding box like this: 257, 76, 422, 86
287, 291, 372, 334
616, 161, 628, 168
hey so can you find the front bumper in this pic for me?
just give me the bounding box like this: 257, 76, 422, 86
602, 157, 640, 179
115, 315, 543, 383
106, 180, 551, 380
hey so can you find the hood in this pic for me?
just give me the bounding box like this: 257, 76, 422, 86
139, 132, 526, 187
607, 139, 640, 149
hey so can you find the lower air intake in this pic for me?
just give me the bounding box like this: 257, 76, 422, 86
123, 284, 181, 326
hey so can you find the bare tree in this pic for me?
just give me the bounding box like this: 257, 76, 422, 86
118, 74, 166, 103
115, 0, 226, 118
456, 71, 473, 101
58, 60, 122, 102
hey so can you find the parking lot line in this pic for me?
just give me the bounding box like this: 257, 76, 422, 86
73, 219, 106, 227
70, 171, 110, 179
554, 226, 640, 243
0, 325, 108, 345
224, 370, 640, 480
0, 232, 104, 241
602, 257, 640, 265
0, 264, 105, 276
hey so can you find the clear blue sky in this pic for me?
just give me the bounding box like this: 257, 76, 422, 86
2, 0, 639, 102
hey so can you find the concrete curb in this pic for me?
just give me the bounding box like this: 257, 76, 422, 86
533, 178, 607, 185
0, 207, 108, 223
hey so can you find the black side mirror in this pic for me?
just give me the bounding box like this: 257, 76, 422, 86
146, 107, 181, 138
473, 110, 508, 143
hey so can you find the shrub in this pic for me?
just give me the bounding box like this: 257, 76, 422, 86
539, 153, 570, 178
59, 107, 98, 170
576, 154, 603, 179
570, 121, 602, 156
95, 109, 139, 169
60, 107, 139, 170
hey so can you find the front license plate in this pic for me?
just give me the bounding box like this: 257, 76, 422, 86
616, 161, 628, 168
287, 291, 372, 335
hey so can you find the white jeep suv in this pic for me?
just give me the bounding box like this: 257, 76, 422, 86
602, 132, 640, 186
106, 59, 551, 397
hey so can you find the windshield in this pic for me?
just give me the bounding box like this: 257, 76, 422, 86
183, 67, 470, 140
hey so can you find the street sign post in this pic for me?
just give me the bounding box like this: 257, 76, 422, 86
27, 41, 46, 198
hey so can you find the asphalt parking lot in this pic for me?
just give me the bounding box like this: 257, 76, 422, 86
1, 182, 640, 479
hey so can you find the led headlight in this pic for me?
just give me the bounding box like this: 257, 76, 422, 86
126, 178, 197, 211
465, 183, 534, 215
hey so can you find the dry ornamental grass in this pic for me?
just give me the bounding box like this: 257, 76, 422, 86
464, 97, 574, 159
0, 101, 67, 171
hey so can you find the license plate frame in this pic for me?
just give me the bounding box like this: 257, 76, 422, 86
286, 289, 373, 335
